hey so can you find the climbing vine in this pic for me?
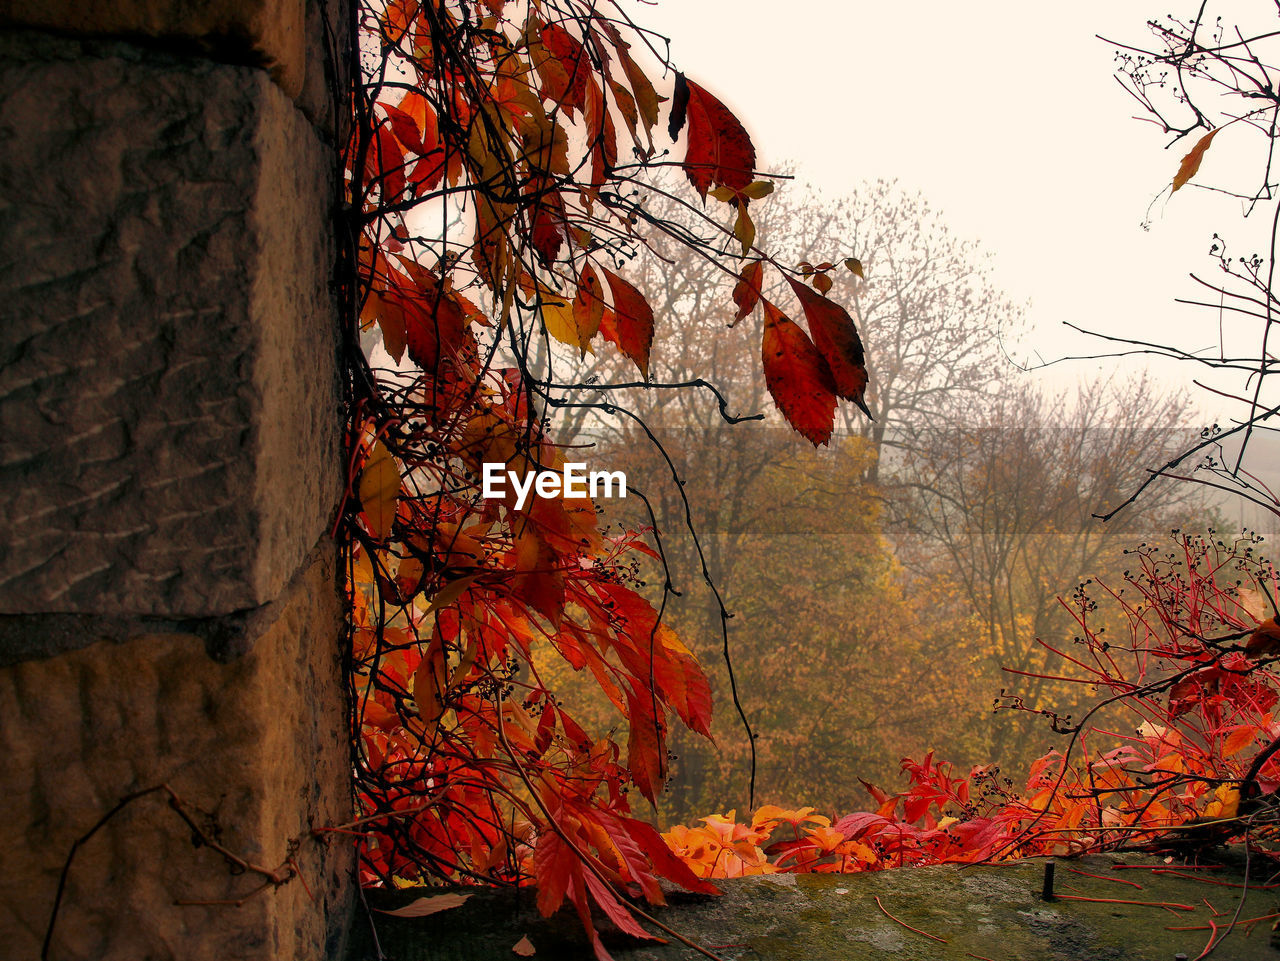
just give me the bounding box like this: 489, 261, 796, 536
338, 0, 869, 954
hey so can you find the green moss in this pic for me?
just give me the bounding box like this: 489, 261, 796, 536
344, 850, 1280, 960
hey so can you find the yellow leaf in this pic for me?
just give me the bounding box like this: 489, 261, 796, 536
536, 286, 595, 353
1172, 127, 1220, 193
734, 206, 755, 256
417, 572, 484, 617
741, 180, 774, 200
358, 441, 400, 543
709, 185, 737, 202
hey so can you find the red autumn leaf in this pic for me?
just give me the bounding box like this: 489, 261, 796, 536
598, 19, 660, 141
393, 262, 471, 371
582, 870, 651, 941
761, 299, 837, 446
382, 101, 426, 155
533, 701, 556, 756
585, 78, 618, 189
540, 22, 589, 115
533, 829, 579, 917
572, 263, 606, 343
1246, 616, 1280, 657
512, 523, 565, 627
653, 625, 713, 738
625, 689, 667, 803
786, 277, 870, 414
668, 73, 755, 200
732, 260, 764, 324
1222, 725, 1257, 758
601, 268, 655, 377
619, 818, 720, 896
530, 182, 566, 264
368, 125, 407, 201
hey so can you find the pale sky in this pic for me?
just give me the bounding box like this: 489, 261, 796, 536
635, 0, 1272, 407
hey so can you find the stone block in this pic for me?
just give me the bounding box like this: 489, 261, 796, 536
0, 549, 353, 961
0, 34, 340, 619
0, 0, 308, 97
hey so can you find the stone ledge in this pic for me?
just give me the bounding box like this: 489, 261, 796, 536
0, 33, 340, 619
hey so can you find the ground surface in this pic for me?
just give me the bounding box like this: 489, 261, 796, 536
346, 850, 1280, 960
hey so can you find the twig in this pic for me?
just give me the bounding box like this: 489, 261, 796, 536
1054, 895, 1195, 910
873, 895, 948, 944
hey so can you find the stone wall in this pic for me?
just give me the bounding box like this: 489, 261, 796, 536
0, 2, 352, 958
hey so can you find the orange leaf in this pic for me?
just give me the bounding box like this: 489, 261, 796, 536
761, 299, 837, 446
1172, 127, 1220, 193
1222, 725, 1257, 759
513, 935, 536, 957
786, 277, 870, 415
668, 73, 756, 200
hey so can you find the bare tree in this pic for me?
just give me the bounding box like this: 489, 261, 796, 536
894, 375, 1203, 762
1093, 7, 1280, 521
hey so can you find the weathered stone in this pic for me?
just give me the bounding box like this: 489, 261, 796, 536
350, 852, 1280, 960
0, 33, 340, 619
0, 549, 353, 961
0, 0, 308, 97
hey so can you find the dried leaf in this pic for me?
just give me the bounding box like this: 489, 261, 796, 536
358, 441, 400, 542
1172, 127, 1220, 193
733, 205, 755, 255
375, 892, 472, 917
732, 261, 764, 324
1246, 616, 1280, 657
513, 935, 536, 956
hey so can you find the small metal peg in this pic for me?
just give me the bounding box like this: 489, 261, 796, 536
1041, 861, 1056, 902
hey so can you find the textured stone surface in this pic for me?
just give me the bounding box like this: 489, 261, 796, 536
0, 549, 353, 961
0, 34, 340, 618
0, 0, 308, 96
351, 852, 1280, 960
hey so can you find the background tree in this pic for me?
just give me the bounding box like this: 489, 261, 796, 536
893, 376, 1204, 764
